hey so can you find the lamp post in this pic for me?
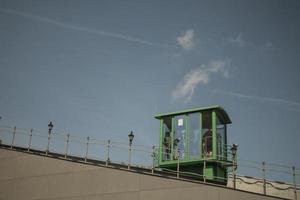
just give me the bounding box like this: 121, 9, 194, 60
128, 131, 134, 170
46, 121, 53, 155
231, 143, 238, 189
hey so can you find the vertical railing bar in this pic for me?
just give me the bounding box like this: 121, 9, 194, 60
128, 143, 132, 170
203, 153, 206, 183
106, 139, 110, 166
64, 133, 70, 159
151, 145, 155, 174
85, 136, 89, 163
233, 161, 237, 189
292, 166, 297, 200
262, 161, 266, 195
27, 129, 33, 152
11, 126, 16, 148
46, 130, 51, 155
176, 149, 180, 178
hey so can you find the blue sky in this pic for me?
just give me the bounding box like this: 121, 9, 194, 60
0, 0, 300, 180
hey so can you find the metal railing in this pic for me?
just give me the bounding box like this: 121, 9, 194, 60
0, 125, 299, 200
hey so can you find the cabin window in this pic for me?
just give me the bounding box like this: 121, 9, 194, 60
217, 114, 226, 160
202, 111, 212, 158
162, 117, 172, 161
188, 113, 201, 159
173, 115, 186, 159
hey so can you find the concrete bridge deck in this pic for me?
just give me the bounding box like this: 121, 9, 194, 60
0, 145, 288, 200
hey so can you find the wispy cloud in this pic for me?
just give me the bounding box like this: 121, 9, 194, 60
177, 29, 196, 50
229, 33, 251, 47
229, 33, 274, 51
172, 60, 230, 103
0, 8, 166, 48
214, 90, 300, 111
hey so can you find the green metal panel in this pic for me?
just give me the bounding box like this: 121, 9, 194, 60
199, 112, 202, 159
212, 110, 217, 159
171, 116, 174, 161
204, 166, 214, 180
159, 119, 163, 164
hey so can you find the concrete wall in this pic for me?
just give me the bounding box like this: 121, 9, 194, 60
0, 148, 286, 200
227, 175, 299, 200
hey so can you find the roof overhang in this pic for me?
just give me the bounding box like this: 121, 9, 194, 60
154, 105, 232, 124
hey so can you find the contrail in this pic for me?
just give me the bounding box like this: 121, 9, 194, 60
214, 89, 300, 111
0, 7, 166, 48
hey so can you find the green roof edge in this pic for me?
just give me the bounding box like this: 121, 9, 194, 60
154, 105, 231, 123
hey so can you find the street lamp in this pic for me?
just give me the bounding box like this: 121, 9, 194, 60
231, 143, 238, 162
128, 131, 134, 170
128, 131, 134, 146
48, 121, 53, 133
46, 121, 54, 155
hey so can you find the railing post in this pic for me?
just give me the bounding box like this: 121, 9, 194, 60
292, 166, 297, 200
11, 126, 16, 148
176, 149, 180, 178
203, 153, 206, 183
46, 130, 51, 155
64, 133, 70, 159
232, 157, 237, 189
27, 129, 33, 151
262, 161, 266, 195
106, 139, 110, 166
231, 144, 238, 189
151, 145, 155, 174
128, 143, 132, 170
85, 136, 89, 163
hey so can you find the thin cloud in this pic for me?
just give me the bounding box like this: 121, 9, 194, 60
177, 29, 196, 50
0, 7, 166, 48
229, 33, 252, 47
215, 90, 300, 111
172, 60, 230, 103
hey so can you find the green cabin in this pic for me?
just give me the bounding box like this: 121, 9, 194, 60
155, 105, 234, 184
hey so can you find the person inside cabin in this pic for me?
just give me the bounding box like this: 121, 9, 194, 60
202, 129, 212, 157
173, 138, 180, 159
163, 132, 171, 160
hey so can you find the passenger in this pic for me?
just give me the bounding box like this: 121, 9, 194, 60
163, 132, 171, 160
202, 129, 212, 158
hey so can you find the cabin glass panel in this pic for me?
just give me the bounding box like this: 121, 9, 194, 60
202, 111, 212, 158
188, 113, 201, 159
217, 114, 226, 160
173, 115, 186, 159
162, 117, 172, 161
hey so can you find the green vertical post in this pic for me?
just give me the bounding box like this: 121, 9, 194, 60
199, 113, 202, 158
185, 114, 188, 160
171, 117, 174, 161
212, 110, 217, 159
159, 119, 163, 164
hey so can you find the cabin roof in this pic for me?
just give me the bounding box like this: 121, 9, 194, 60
154, 105, 232, 124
